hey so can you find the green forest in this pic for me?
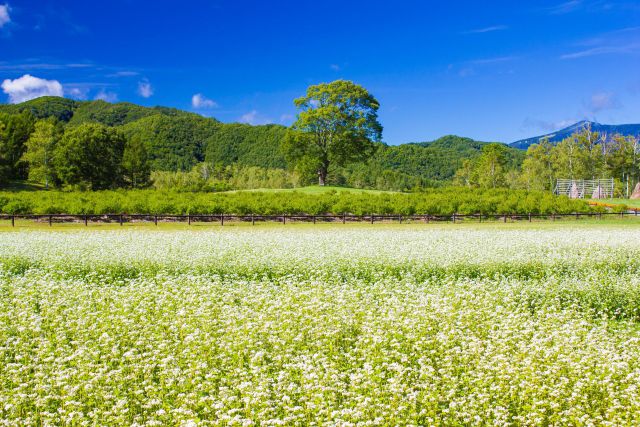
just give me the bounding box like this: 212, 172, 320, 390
0, 96, 523, 192
0, 81, 638, 209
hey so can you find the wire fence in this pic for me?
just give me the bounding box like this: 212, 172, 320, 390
1, 211, 639, 226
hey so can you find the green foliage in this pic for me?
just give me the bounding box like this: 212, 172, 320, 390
0, 97, 528, 191
286, 80, 382, 185
454, 143, 515, 188
21, 118, 62, 188
121, 114, 219, 171
205, 123, 287, 169
0, 187, 591, 215
150, 163, 299, 192
0, 111, 36, 182
518, 128, 640, 193
54, 123, 126, 190
0, 96, 77, 122
122, 134, 151, 188
69, 100, 191, 126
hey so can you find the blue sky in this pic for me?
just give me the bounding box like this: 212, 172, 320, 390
1, 0, 639, 144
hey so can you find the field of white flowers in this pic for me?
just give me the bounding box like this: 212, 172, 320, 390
2, 226, 640, 426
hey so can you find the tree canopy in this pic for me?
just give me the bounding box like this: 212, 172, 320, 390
286, 80, 383, 186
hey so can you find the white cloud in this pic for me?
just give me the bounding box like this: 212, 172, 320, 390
94, 90, 118, 103
239, 110, 258, 124
0, 4, 10, 28
1, 74, 63, 103
65, 86, 88, 100
238, 110, 273, 125
191, 93, 218, 109
137, 80, 153, 98
330, 64, 341, 71
587, 92, 621, 113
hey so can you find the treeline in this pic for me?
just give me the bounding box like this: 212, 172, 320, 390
455, 126, 640, 194
0, 97, 522, 191
0, 188, 593, 215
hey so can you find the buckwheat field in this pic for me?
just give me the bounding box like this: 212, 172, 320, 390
2, 225, 640, 426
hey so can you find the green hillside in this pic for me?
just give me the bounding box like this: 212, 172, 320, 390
0, 97, 524, 191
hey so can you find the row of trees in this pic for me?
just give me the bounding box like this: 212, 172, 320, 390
0, 187, 592, 215
454, 127, 640, 194
20, 119, 150, 190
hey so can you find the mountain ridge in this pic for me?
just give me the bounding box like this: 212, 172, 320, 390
510, 120, 640, 150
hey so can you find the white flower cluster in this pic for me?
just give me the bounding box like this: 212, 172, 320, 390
1, 226, 640, 425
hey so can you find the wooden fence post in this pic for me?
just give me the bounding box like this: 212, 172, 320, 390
11, 215, 14, 227
49, 215, 52, 226
371, 214, 374, 224
343, 213, 346, 224
119, 214, 123, 226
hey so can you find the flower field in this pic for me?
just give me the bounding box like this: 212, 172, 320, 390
2, 226, 640, 425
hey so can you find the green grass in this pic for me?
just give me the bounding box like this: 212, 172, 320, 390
2, 215, 640, 231
597, 198, 640, 208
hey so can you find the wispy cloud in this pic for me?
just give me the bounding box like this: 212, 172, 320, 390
548, 0, 639, 14
191, 93, 218, 109
330, 64, 341, 71
106, 70, 139, 78
1, 74, 63, 103
522, 117, 577, 132
585, 92, 621, 113
0, 4, 10, 28
469, 56, 518, 65
561, 43, 640, 59
137, 79, 153, 98
548, 0, 584, 14
65, 86, 88, 100
238, 110, 272, 125
0, 62, 94, 71
464, 25, 508, 34
561, 26, 640, 59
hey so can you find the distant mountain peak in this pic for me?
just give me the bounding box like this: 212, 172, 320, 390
510, 121, 640, 150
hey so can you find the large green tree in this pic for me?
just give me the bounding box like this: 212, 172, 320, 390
475, 143, 509, 188
54, 123, 126, 189
519, 139, 555, 190
122, 134, 151, 188
21, 118, 62, 188
0, 111, 35, 183
285, 80, 382, 186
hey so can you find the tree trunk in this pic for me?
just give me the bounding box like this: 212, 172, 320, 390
317, 162, 329, 186
318, 169, 326, 186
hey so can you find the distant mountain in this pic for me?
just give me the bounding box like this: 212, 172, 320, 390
510, 121, 640, 150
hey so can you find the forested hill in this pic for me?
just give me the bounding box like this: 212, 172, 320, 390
0, 97, 523, 189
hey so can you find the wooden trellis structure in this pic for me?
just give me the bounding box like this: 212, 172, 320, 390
554, 178, 614, 199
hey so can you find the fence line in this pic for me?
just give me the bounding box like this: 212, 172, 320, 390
0, 211, 638, 226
